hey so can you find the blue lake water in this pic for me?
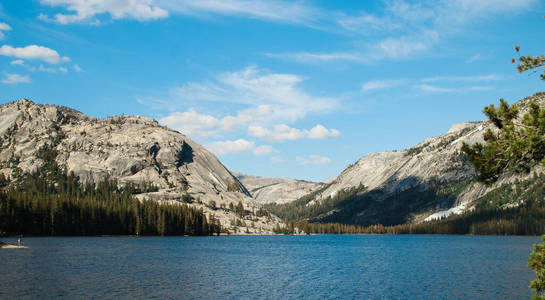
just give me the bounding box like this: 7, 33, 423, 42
0, 235, 541, 299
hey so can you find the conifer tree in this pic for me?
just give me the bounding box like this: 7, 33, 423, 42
530, 235, 545, 300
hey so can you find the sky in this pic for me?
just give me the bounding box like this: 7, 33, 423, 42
0, 0, 543, 182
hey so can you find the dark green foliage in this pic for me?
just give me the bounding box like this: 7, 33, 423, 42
269, 173, 545, 235
529, 235, 545, 300
254, 207, 270, 218
227, 182, 242, 192
0, 173, 8, 188
513, 45, 545, 81
122, 181, 159, 194
235, 201, 245, 218
207, 200, 216, 210
267, 179, 472, 227
276, 220, 369, 234
474, 172, 545, 210
462, 99, 545, 184
265, 182, 363, 223
385, 206, 545, 235
287, 206, 545, 236
0, 145, 218, 236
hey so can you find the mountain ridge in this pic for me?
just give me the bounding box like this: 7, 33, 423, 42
0, 99, 282, 234
268, 92, 545, 226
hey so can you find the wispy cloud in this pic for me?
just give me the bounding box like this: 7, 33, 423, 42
205, 139, 273, 156
157, 0, 322, 27
38, 64, 69, 73
362, 74, 500, 95
10, 59, 24, 66
0, 22, 11, 40
296, 155, 331, 165
417, 84, 493, 93
362, 79, 405, 92
267, 0, 536, 64
466, 53, 481, 63
270, 155, 284, 163
38, 0, 325, 27
248, 124, 341, 142
2, 73, 30, 84
421, 74, 500, 83
39, 0, 168, 24
155, 66, 338, 138
0, 45, 69, 64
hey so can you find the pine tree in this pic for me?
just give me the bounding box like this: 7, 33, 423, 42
529, 235, 545, 300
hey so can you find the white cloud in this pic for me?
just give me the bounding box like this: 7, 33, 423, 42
267, 30, 439, 64
39, 0, 168, 24
159, 110, 222, 137
253, 145, 273, 156
362, 79, 405, 92
296, 155, 331, 165
157, 0, 320, 26
0, 45, 69, 64
418, 84, 493, 93
2, 73, 30, 84
268, 0, 536, 64
308, 125, 341, 139
154, 66, 338, 138
159, 104, 274, 138
0, 22, 11, 40
421, 74, 500, 83
173, 66, 336, 122
39, 64, 57, 73
206, 139, 255, 155
248, 124, 305, 142
248, 124, 341, 142
375, 30, 438, 59
438, 0, 536, 25
270, 155, 284, 163
38, 64, 69, 73
338, 13, 400, 34
73, 64, 82, 72
265, 52, 365, 64
418, 84, 454, 93
205, 139, 273, 156
10, 59, 24, 65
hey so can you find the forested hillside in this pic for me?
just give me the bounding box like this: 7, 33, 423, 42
0, 144, 220, 236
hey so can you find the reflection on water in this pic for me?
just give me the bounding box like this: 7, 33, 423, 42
0, 235, 539, 299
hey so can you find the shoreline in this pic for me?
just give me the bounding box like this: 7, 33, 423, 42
0, 244, 28, 249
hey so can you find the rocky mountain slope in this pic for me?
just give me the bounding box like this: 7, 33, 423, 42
0, 99, 282, 234
234, 173, 325, 204
274, 92, 545, 226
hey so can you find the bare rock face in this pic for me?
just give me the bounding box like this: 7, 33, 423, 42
235, 173, 325, 204
308, 92, 545, 224
0, 99, 282, 234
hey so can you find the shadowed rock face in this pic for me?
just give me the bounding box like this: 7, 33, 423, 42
302, 92, 545, 224
234, 173, 325, 204
0, 99, 282, 234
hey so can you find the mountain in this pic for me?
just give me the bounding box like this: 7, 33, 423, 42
0, 99, 282, 234
234, 173, 325, 204
268, 92, 545, 226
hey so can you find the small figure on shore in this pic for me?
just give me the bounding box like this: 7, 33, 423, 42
17, 235, 21, 247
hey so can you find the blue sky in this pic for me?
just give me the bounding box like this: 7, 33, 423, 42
0, 0, 543, 182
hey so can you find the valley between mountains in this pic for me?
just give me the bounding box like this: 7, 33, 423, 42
2, 92, 545, 235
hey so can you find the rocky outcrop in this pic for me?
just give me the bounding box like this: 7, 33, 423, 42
304, 92, 545, 225
235, 173, 325, 204
0, 99, 282, 234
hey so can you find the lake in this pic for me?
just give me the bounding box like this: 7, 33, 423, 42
0, 235, 540, 299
